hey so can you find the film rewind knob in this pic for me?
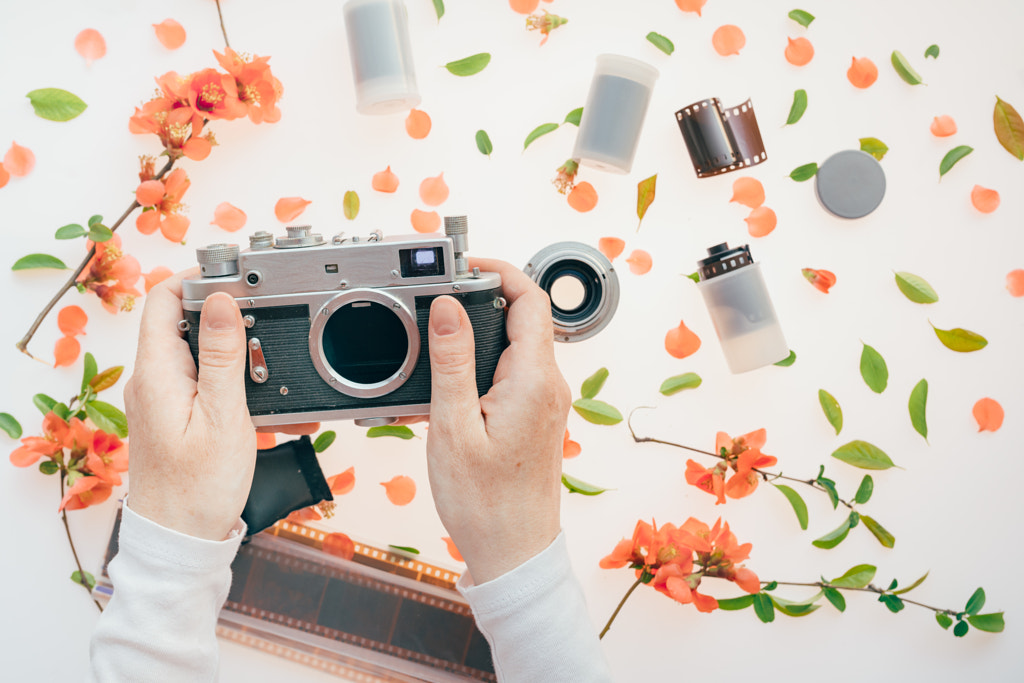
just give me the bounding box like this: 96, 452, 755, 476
196, 243, 240, 277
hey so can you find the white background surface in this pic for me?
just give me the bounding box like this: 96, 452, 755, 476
2, 0, 1023, 680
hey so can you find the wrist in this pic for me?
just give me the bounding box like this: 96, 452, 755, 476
460, 520, 561, 585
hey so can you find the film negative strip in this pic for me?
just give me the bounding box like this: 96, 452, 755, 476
675, 98, 767, 178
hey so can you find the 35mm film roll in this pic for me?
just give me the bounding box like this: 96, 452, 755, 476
676, 98, 767, 178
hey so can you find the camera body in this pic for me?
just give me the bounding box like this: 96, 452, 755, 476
180, 220, 507, 427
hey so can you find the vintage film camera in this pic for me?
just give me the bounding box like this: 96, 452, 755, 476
180, 217, 507, 427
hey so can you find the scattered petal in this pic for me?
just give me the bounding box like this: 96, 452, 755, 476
972, 398, 1004, 432
442, 536, 464, 562
327, 467, 356, 495
0, 164, 8, 188
57, 305, 88, 336
712, 25, 745, 56
930, 115, 957, 137
665, 320, 701, 359
598, 237, 625, 261
847, 57, 878, 89
675, 0, 707, 15
288, 507, 322, 522
411, 209, 441, 232
142, 266, 173, 293
54, 335, 80, 368
153, 19, 186, 50
1007, 269, 1024, 297
381, 475, 416, 505
785, 37, 814, 66
4, 142, 35, 177
562, 429, 581, 459
419, 173, 449, 206
802, 268, 836, 293
970, 185, 1000, 213
744, 206, 777, 237
322, 532, 356, 560
405, 109, 432, 139
625, 249, 652, 275
256, 432, 277, 450
211, 202, 247, 231
567, 181, 598, 212
730, 177, 765, 208
509, 0, 540, 14
74, 29, 106, 65
372, 166, 400, 193
275, 197, 311, 222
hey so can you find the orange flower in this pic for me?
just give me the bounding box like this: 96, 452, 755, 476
685, 460, 727, 504
78, 235, 143, 312
9, 412, 68, 467
59, 475, 112, 512
686, 429, 776, 502
129, 95, 212, 161
552, 159, 579, 195
84, 430, 129, 486
188, 68, 247, 121
526, 10, 568, 45
802, 267, 836, 293
214, 47, 284, 124
135, 167, 191, 242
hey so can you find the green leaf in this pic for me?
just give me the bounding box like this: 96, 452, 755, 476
572, 398, 623, 425
832, 440, 896, 470
939, 145, 973, 178
563, 107, 583, 126
859, 343, 888, 394
788, 9, 815, 27
854, 475, 874, 504
85, 401, 128, 438
936, 613, 953, 630
770, 593, 822, 617
39, 460, 60, 475
879, 593, 905, 613
52, 403, 71, 421
785, 89, 807, 125
313, 431, 337, 453
431, 0, 444, 21
965, 587, 986, 616
88, 214, 103, 227
823, 587, 846, 612
636, 174, 657, 229
812, 517, 852, 549
366, 425, 416, 439
860, 514, 896, 548
931, 323, 988, 352
967, 613, 1004, 633
908, 379, 928, 442
774, 350, 796, 367
762, 581, 778, 592
475, 129, 493, 156
659, 372, 702, 396
0, 413, 22, 439
953, 620, 969, 637
831, 564, 876, 588
818, 389, 843, 435
33, 394, 58, 416
89, 366, 124, 393
646, 31, 674, 56
561, 473, 610, 496
925, 44, 940, 59
523, 122, 560, 150
581, 368, 609, 400
12, 254, 69, 270
890, 50, 924, 85
444, 53, 491, 77
789, 162, 818, 181
773, 484, 808, 530
753, 593, 775, 623
859, 137, 889, 161
716, 595, 755, 611
685, 271, 700, 284
816, 467, 840, 509
994, 96, 1024, 161
55, 224, 87, 240
71, 570, 96, 590
893, 571, 929, 596
343, 191, 359, 220
87, 224, 113, 242
81, 352, 98, 394
894, 271, 939, 304
849, 511, 861, 529
389, 545, 421, 555
26, 88, 88, 122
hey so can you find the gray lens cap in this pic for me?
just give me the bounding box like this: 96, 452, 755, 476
814, 149, 886, 219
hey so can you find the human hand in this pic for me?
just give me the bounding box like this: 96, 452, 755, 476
426, 257, 571, 584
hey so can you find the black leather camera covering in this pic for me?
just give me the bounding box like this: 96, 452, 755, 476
242, 435, 332, 536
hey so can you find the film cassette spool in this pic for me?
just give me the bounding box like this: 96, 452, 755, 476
675, 98, 767, 178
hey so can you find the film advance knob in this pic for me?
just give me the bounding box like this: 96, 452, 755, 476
196, 243, 240, 277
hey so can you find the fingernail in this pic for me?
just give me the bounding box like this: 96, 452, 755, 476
203, 293, 238, 330
431, 296, 461, 336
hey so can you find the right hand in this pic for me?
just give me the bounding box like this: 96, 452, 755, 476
425, 258, 571, 585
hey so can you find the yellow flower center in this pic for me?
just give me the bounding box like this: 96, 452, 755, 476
200, 83, 225, 105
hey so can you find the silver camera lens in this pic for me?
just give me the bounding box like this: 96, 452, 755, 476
524, 242, 620, 343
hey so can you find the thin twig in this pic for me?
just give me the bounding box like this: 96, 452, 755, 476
599, 577, 642, 639
764, 580, 958, 615
61, 475, 104, 612
215, 0, 231, 49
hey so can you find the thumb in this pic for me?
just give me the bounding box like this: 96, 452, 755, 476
196, 292, 248, 416
428, 296, 480, 426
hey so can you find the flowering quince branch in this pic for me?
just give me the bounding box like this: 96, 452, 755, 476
215, 0, 231, 49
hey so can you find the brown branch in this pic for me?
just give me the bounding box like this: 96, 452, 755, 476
599, 577, 643, 639
61, 474, 104, 612
765, 580, 959, 616
215, 0, 231, 49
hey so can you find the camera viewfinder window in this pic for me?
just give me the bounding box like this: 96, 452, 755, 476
322, 302, 408, 384
400, 247, 445, 278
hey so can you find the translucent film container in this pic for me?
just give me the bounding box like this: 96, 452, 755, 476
343, 0, 421, 115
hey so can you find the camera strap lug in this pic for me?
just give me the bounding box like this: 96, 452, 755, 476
248, 337, 269, 384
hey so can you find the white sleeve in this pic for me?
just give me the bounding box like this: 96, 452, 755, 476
88, 502, 245, 683
457, 532, 613, 683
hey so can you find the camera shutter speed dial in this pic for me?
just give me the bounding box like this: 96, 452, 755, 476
196, 243, 240, 277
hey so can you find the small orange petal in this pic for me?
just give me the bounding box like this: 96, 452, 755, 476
54, 335, 80, 368
153, 19, 186, 50
562, 429, 581, 459
744, 206, 777, 237
57, 305, 88, 336
136, 210, 160, 235
598, 237, 625, 261
675, 0, 706, 15
288, 507, 322, 522
567, 181, 598, 212
135, 180, 165, 207
405, 109, 432, 139
625, 249, 652, 275
730, 177, 765, 208
211, 202, 247, 232
0, 163, 9, 189
182, 136, 212, 161
160, 213, 190, 243
509, 0, 540, 14
381, 475, 416, 505
442, 537, 464, 563
143, 266, 173, 293
972, 398, 1004, 433
411, 209, 441, 233
419, 173, 449, 206
372, 166, 400, 193
970, 185, 1000, 214
847, 57, 878, 89
712, 25, 746, 56
322, 532, 355, 560
4, 142, 35, 177
327, 467, 356, 495
1006, 269, 1024, 297
665, 320, 701, 359
784, 37, 814, 66
930, 115, 957, 137
256, 433, 277, 450
275, 196, 312, 222
74, 29, 106, 65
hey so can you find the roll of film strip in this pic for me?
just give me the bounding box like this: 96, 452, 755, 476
676, 98, 767, 178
